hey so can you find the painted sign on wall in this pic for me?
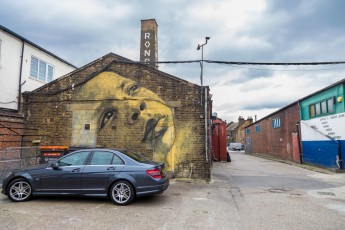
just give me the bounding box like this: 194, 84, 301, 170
301, 112, 345, 141
301, 112, 345, 168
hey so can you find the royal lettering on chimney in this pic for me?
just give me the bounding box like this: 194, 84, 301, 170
140, 19, 158, 69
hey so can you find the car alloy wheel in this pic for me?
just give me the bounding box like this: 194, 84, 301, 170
110, 181, 134, 205
7, 178, 32, 202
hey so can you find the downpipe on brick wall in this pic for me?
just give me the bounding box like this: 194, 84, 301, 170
205, 87, 208, 163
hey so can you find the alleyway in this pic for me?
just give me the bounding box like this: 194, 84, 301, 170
213, 151, 345, 229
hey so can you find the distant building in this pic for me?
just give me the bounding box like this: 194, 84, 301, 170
226, 116, 253, 145
245, 78, 345, 170
299, 79, 345, 169
244, 103, 300, 162
0, 25, 76, 112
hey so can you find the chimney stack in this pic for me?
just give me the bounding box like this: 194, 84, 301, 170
140, 19, 158, 69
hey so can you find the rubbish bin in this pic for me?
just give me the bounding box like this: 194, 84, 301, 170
39, 146, 69, 164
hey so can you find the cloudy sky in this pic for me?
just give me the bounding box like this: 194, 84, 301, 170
1, 0, 345, 122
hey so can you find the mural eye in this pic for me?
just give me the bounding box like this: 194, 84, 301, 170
127, 84, 139, 96
100, 108, 117, 130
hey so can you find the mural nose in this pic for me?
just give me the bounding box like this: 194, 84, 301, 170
127, 108, 140, 125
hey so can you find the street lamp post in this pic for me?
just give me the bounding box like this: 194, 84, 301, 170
197, 37, 210, 165
197, 36, 210, 88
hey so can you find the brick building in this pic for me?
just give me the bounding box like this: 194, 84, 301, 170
244, 103, 301, 162
22, 53, 212, 179
0, 111, 24, 149
226, 116, 253, 145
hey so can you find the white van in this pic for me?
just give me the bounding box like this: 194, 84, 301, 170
228, 143, 243, 151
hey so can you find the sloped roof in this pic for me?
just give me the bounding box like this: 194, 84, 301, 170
246, 77, 345, 127
227, 122, 238, 131
0, 24, 77, 69
28, 52, 201, 95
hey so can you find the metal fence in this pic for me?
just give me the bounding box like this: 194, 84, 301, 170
0, 147, 40, 183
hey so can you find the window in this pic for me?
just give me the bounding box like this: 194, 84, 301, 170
58, 151, 89, 166
255, 125, 261, 133
89, 151, 124, 165
315, 103, 321, 116
309, 97, 335, 118
246, 128, 250, 134
30, 56, 54, 82
272, 118, 280, 128
112, 155, 124, 165
327, 98, 334, 113
309, 104, 315, 118
90, 151, 114, 165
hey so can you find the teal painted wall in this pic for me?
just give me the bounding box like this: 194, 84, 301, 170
300, 83, 345, 120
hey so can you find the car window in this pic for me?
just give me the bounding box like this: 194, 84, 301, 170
90, 151, 114, 165
59, 151, 89, 166
112, 154, 124, 165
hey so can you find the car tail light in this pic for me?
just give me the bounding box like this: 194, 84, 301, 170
146, 168, 162, 179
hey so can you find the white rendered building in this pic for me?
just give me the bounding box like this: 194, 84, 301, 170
0, 25, 76, 112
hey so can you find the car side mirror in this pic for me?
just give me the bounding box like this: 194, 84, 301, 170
51, 162, 59, 169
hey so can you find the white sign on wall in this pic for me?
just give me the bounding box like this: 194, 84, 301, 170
301, 112, 345, 141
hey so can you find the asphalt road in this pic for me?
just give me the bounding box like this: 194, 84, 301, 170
0, 151, 344, 229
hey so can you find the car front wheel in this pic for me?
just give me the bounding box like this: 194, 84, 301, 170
110, 181, 135, 205
7, 178, 32, 202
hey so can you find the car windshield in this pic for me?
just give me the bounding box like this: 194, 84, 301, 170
124, 151, 159, 165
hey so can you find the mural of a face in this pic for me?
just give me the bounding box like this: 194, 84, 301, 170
77, 72, 175, 165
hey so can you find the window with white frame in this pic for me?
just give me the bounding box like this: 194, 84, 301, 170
272, 117, 281, 128
30, 56, 54, 82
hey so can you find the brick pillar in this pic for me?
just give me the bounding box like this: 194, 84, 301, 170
140, 19, 158, 69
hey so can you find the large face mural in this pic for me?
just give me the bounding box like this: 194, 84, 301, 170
73, 72, 176, 168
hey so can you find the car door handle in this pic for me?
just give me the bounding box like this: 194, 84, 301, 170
107, 167, 116, 171
72, 168, 81, 173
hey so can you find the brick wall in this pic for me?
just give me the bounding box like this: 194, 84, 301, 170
245, 103, 300, 161
0, 111, 24, 149
22, 53, 211, 179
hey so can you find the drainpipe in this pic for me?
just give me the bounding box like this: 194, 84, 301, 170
296, 101, 303, 164
295, 122, 303, 164
205, 87, 208, 163
337, 143, 343, 170
18, 41, 25, 113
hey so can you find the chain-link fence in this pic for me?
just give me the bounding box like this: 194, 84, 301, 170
0, 147, 39, 184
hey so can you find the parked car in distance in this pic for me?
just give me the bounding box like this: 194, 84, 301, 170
1, 149, 169, 206
228, 142, 243, 151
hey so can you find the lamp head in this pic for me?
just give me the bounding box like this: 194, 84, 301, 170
206, 37, 210, 40
197, 44, 201, 50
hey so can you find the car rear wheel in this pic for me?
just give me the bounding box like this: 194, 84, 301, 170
110, 181, 135, 205
7, 178, 32, 202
